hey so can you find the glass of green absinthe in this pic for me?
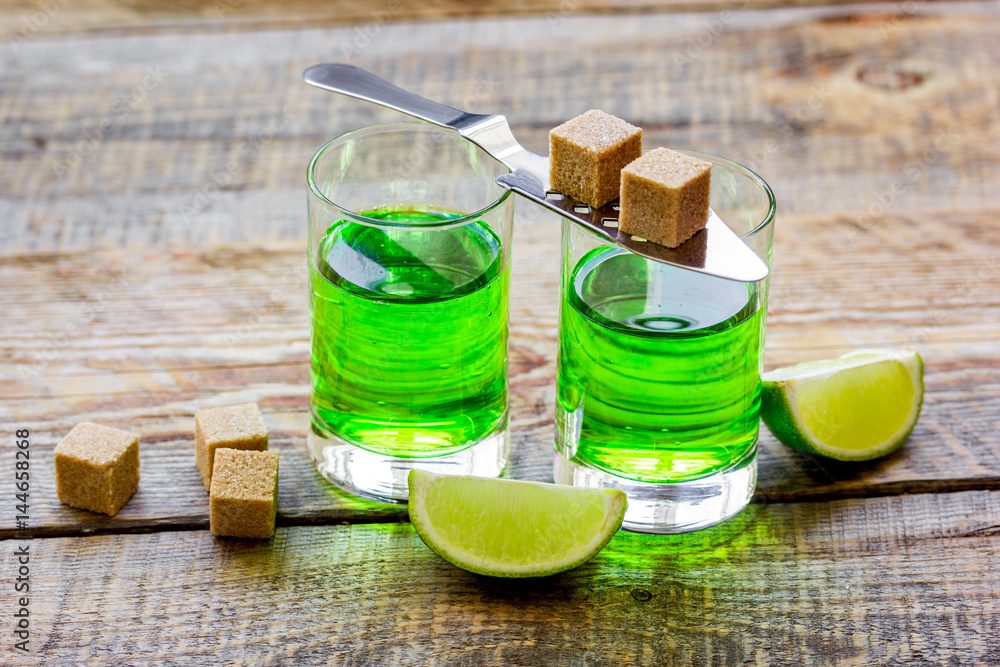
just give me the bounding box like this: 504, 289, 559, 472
307, 124, 513, 502
554, 151, 775, 533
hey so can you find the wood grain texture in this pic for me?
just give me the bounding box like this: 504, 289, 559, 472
3, 6, 1000, 256
1, 3, 999, 663
0, 0, 976, 38
2, 490, 999, 665
0, 0, 997, 549
1, 201, 998, 535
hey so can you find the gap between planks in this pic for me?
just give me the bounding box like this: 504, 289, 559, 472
7, 481, 1000, 541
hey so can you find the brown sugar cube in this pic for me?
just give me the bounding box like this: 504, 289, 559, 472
54, 422, 140, 517
549, 109, 642, 208
195, 402, 268, 492
209, 449, 279, 539
619, 148, 712, 248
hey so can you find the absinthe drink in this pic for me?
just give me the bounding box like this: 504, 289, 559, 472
310, 207, 509, 458
556, 247, 762, 483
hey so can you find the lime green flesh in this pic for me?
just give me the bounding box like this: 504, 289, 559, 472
761, 349, 923, 461
408, 471, 627, 578
796, 360, 915, 451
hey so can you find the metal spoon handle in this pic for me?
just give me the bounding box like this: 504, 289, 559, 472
304, 63, 549, 178
304, 63, 769, 283
303, 63, 484, 131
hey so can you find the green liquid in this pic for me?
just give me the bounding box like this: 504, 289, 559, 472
310, 208, 508, 458
556, 247, 763, 483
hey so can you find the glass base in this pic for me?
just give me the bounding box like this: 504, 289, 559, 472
308, 419, 510, 503
553, 446, 757, 534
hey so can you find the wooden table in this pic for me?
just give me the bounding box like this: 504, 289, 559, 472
2, 1, 999, 664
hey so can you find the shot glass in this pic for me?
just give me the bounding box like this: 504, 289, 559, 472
553, 151, 775, 533
307, 123, 514, 502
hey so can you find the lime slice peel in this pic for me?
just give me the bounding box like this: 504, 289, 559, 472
761, 348, 924, 461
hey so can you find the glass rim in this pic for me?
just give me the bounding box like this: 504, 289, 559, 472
307, 122, 513, 230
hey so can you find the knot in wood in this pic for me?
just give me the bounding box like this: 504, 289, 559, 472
856, 64, 927, 91
630, 588, 653, 602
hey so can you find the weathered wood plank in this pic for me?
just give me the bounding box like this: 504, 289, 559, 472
1, 3, 997, 663
2, 7, 999, 532
1, 202, 998, 534
0, 0, 977, 38
2, 8, 999, 254
2, 490, 999, 665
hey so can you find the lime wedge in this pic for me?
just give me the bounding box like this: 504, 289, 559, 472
761, 349, 923, 461
407, 471, 627, 578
